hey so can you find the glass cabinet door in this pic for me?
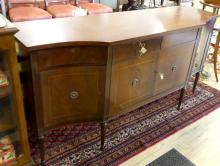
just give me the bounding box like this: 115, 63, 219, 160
0, 50, 24, 165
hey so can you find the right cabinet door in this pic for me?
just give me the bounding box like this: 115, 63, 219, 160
154, 41, 196, 95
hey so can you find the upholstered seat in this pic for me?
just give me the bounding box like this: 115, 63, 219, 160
79, 3, 113, 15
9, 6, 52, 22
47, 4, 78, 18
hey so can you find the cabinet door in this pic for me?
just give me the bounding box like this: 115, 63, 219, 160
154, 41, 196, 95
110, 52, 158, 117
40, 66, 105, 128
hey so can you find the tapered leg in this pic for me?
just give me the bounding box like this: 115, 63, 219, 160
193, 72, 200, 93
100, 121, 107, 151
160, 0, 164, 6
177, 88, 185, 110
39, 136, 45, 166
202, 4, 206, 10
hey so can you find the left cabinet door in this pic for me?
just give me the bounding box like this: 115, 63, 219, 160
40, 66, 106, 128
0, 35, 30, 165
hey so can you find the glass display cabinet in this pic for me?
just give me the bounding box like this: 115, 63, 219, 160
0, 15, 30, 165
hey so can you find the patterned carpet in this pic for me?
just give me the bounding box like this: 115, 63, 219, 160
30, 82, 220, 165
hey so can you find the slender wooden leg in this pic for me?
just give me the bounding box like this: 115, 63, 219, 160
213, 31, 220, 82
39, 136, 45, 166
177, 88, 185, 110
160, 0, 164, 6
193, 72, 200, 93
177, 0, 181, 6
213, 8, 217, 14
100, 121, 107, 151
202, 4, 206, 10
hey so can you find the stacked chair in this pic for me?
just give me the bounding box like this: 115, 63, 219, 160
45, 0, 78, 18
76, 0, 112, 15
6, 0, 113, 22
8, 0, 52, 22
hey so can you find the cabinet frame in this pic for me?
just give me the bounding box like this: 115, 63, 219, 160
0, 29, 31, 165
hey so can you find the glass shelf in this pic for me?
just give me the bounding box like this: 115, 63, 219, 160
0, 51, 23, 165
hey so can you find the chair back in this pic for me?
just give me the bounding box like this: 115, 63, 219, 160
76, 0, 94, 4
45, 0, 70, 7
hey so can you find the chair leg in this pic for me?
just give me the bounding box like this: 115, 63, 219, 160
193, 72, 200, 93
213, 31, 220, 82
177, 88, 185, 110
100, 121, 107, 151
213, 8, 217, 14
202, 4, 206, 10
153, 0, 156, 7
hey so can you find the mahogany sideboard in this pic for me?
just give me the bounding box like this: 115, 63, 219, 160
14, 7, 216, 165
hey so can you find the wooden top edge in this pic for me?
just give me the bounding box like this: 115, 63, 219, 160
14, 6, 217, 51
0, 15, 18, 35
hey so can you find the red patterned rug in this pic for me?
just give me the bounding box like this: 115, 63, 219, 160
30, 82, 220, 165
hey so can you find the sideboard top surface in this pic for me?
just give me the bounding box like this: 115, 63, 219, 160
14, 6, 216, 51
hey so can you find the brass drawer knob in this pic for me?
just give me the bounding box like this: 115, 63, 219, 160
171, 65, 177, 72
138, 42, 147, 57
159, 73, 165, 80
132, 78, 140, 87
69, 90, 79, 99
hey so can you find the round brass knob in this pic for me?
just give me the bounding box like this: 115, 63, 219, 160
171, 65, 177, 72
132, 78, 140, 87
69, 90, 79, 99
159, 73, 165, 80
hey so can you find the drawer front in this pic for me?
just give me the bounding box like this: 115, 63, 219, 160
162, 29, 198, 48
113, 37, 162, 63
34, 46, 107, 69
109, 55, 158, 117
40, 66, 105, 128
154, 41, 196, 95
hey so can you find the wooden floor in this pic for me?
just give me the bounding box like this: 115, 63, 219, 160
121, 2, 220, 165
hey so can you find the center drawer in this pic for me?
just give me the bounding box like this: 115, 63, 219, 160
113, 37, 162, 63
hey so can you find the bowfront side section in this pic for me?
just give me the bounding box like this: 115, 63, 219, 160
30, 46, 108, 131
155, 29, 200, 94
192, 17, 216, 75
109, 28, 201, 118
